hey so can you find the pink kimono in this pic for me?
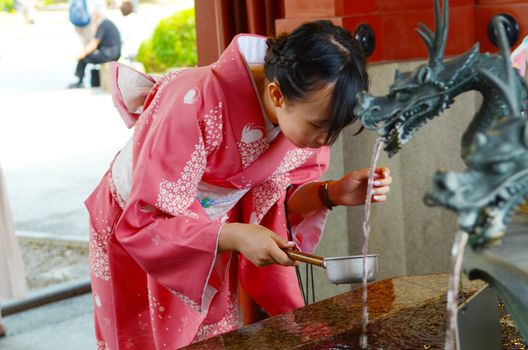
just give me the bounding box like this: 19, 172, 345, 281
86, 34, 330, 349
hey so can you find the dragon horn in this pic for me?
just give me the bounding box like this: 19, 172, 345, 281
416, 0, 449, 68
494, 15, 520, 116
433, 0, 448, 67
416, 23, 434, 53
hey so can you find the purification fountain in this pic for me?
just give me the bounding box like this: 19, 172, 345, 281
181, 0, 526, 348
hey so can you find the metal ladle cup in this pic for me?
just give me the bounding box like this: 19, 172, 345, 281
286, 250, 379, 284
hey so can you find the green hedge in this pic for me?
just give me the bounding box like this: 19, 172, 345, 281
0, 0, 14, 12
136, 8, 197, 73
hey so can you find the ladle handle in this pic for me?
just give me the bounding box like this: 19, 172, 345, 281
285, 250, 325, 267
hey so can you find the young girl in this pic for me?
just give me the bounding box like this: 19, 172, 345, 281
86, 20, 392, 349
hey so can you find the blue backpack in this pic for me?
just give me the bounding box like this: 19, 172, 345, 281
69, 0, 90, 27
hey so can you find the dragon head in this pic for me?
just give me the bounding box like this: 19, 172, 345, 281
424, 117, 528, 246
354, 0, 477, 156
355, 62, 454, 156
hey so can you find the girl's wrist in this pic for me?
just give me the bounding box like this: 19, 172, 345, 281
319, 180, 338, 210
218, 223, 242, 253
327, 180, 340, 207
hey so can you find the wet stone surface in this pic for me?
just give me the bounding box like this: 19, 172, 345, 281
184, 274, 526, 350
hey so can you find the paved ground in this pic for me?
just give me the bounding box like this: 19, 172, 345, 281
1, 293, 95, 349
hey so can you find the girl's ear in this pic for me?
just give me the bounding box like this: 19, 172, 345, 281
268, 82, 284, 108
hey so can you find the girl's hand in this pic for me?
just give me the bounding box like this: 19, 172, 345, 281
219, 223, 299, 267
328, 167, 392, 207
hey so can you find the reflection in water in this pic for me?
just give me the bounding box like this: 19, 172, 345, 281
296, 293, 448, 349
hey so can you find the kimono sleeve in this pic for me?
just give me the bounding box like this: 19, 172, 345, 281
114, 81, 226, 313
287, 147, 331, 253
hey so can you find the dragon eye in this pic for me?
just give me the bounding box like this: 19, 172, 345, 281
395, 91, 410, 102
490, 162, 514, 174
417, 66, 432, 83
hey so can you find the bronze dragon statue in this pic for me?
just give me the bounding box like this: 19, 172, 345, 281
354, 0, 528, 159
354, 0, 528, 342
424, 18, 528, 340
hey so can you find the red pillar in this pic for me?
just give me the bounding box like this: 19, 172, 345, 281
195, 0, 285, 66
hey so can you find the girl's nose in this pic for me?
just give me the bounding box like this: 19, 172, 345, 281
315, 133, 327, 147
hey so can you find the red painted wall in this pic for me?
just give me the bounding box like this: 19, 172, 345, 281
276, 0, 526, 63
195, 0, 526, 65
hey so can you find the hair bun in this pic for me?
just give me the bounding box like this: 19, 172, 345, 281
266, 34, 293, 70
266, 34, 288, 55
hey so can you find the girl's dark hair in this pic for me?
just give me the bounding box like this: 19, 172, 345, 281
264, 20, 369, 145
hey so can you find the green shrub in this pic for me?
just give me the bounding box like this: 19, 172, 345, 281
137, 8, 197, 73
0, 0, 14, 12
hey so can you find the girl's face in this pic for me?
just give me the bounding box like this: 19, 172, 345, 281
270, 83, 334, 149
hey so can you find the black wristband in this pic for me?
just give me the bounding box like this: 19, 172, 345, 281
319, 181, 336, 210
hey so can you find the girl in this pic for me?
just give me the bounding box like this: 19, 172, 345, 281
86, 20, 392, 349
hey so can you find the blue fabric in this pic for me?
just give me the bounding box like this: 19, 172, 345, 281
69, 0, 90, 27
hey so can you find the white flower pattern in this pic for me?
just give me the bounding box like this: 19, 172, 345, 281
168, 288, 201, 313
155, 142, 207, 218
137, 69, 186, 132
193, 292, 237, 343
238, 138, 269, 169
89, 225, 112, 281
252, 149, 315, 222
198, 102, 223, 154
148, 292, 167, 323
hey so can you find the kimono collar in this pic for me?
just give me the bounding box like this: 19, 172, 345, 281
210, 34, 269, 139
212, 35, 311, 188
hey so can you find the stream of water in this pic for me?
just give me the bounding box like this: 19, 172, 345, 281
360, 138, 383, 349
444, 231, 469, 350
357, 140, 469, 349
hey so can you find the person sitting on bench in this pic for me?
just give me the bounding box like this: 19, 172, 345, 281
68, 2, 121, 89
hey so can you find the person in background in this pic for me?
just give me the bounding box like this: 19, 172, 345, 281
118, 0, 142, 62
129, 0, 138, 13
69, 0, 94, 46
0, 164, 27, 337
67, 3, 121, 88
